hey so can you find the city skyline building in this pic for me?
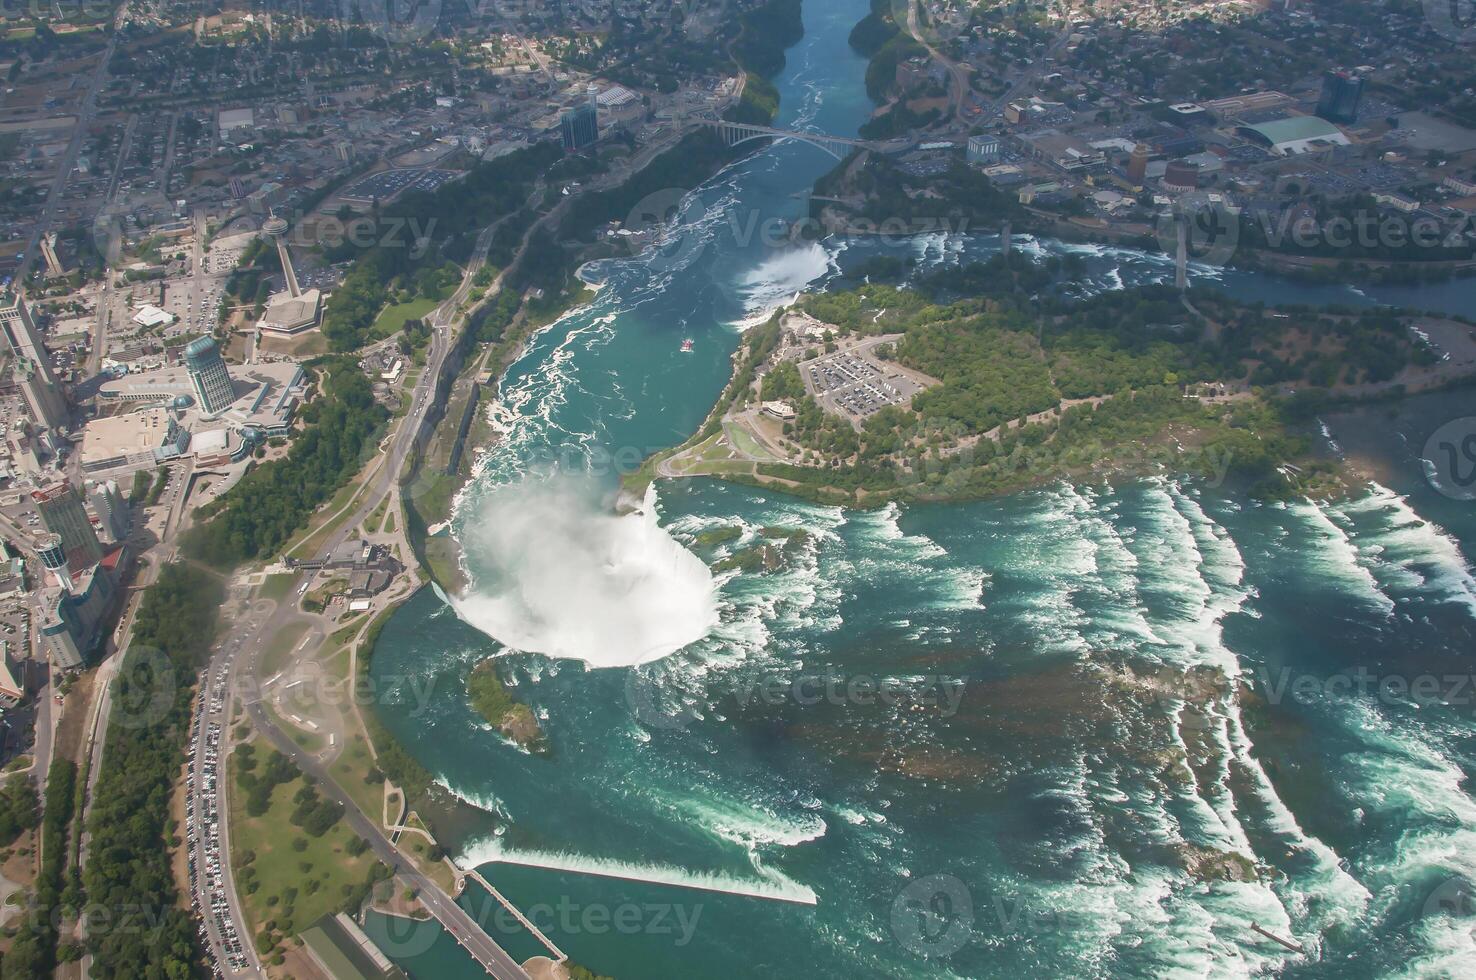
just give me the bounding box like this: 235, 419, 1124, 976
39, 563, 116, 670
560, 103, 599, 153
34, 481, 104, 575
262, 214, 302, 298
39, 232, 65, 278
1316, 70, 1363, 124
89, 480, 131, 544
1127, 143, 1151, 185
0, 294, 68, 431
185, 336, 236, 416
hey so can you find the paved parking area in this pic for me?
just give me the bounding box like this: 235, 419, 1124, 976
340, 168, 460, 203
800, 338, 934, 424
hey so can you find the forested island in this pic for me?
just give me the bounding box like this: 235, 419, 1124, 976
467, 661, 547, 753
640, 254, 1474, 506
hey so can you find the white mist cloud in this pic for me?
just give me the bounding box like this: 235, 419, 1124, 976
736, 241, 834, 322
449, 477, 719, 667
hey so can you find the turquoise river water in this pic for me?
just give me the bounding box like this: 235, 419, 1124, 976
364, 1, 1476, 976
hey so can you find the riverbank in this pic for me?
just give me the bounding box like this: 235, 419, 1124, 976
350, 2, 821, 948
818, 3, 1476, 286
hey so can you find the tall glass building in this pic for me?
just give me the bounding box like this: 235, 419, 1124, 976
0, 294, 68, 430
560, 104, 599, 152
33, 482, 103, 574
1316, 70, 1363, 124
185, 335, 235, 416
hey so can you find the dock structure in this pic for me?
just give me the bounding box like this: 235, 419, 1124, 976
1175, 214, 1189, 292
466, 868, 569, 964
1250, 922, 1306, 953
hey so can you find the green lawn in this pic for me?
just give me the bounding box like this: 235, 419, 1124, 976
268, 702, 327, 755
364, 498, 388, 536
284, 477, 365, 559
229, 750, 383, 955
724, 420, 778, 461
685, 459, 757, 476
326, 727, 385, 827
260, 574, 296, 602
370, 297, 439, 340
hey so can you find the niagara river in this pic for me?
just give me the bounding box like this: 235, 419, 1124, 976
362, 0, 1476, 976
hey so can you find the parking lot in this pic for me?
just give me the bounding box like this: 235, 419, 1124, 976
339, 167, 460, 203
801, 341, 933, 424
0, 491, 44, 546
0, 604, 32, 649
186, 660, 250, 976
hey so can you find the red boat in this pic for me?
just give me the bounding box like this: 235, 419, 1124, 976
680, 338, 694, 352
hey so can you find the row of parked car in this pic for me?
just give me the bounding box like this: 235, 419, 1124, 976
186, 672, 248, 976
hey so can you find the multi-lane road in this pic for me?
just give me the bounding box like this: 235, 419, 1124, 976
237, 624, 532, 980
185, 634, 262, 979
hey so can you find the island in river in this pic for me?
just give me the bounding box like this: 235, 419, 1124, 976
467, 659, 548, 753
634, 257, 1476, 507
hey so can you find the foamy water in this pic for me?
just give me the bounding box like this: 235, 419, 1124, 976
450, 479, 718, 667
395, 44, 1476, 975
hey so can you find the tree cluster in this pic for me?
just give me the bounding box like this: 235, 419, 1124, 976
184, 359, 389, 567
83, 565, 221, 980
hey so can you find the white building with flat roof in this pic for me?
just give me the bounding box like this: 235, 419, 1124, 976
132, 305, 175, 329
219, 107, 255, 138
259, 288, 323, 334
87, 361, 306, 474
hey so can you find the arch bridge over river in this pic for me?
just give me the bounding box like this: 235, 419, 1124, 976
699, 119, 912, 159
